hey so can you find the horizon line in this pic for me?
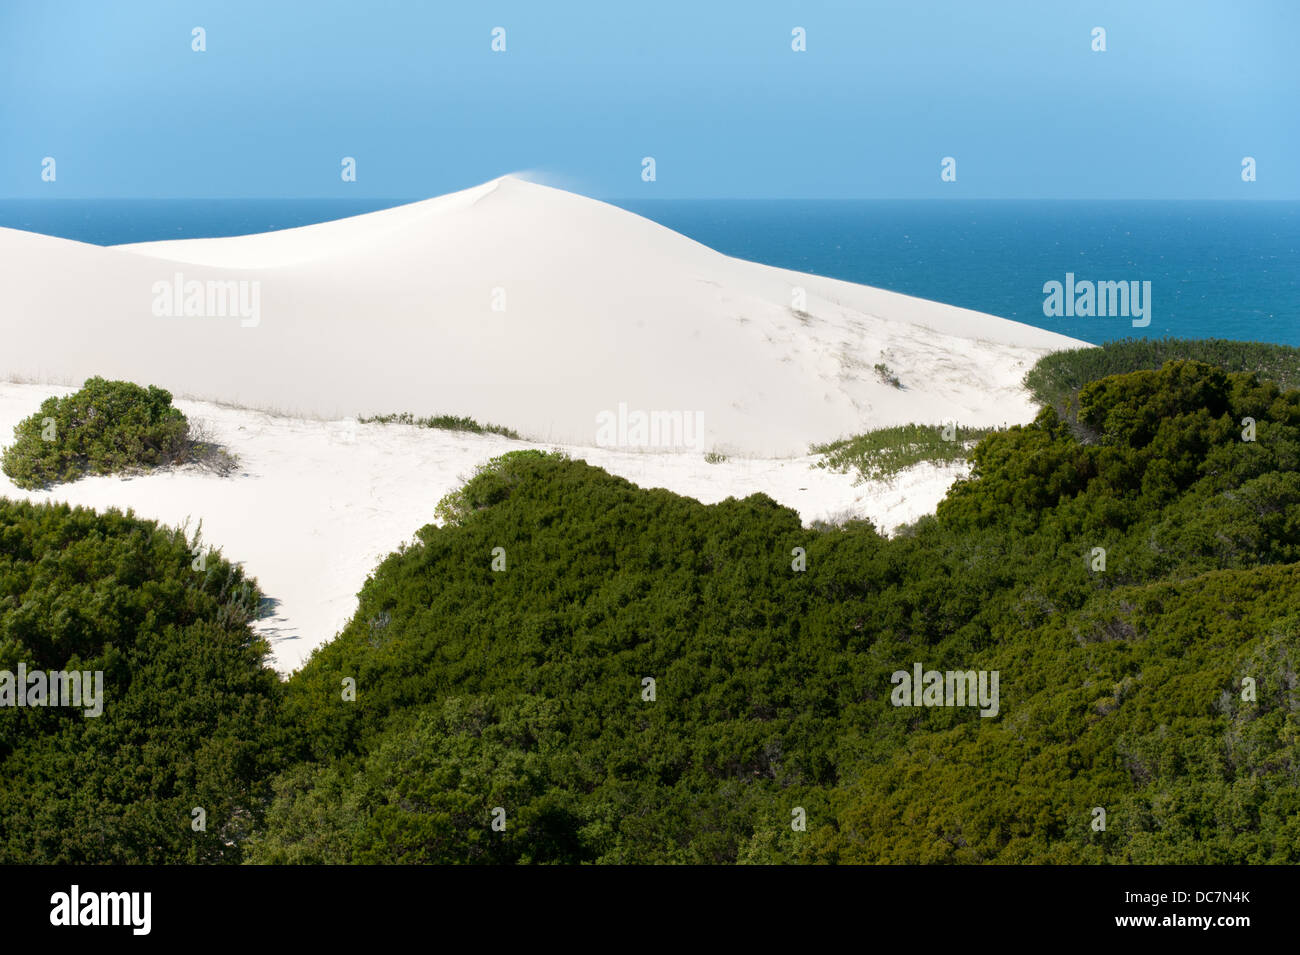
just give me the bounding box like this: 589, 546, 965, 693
1, 195, 1297, 203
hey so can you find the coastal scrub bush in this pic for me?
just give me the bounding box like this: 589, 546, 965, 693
1, 377, 231, 489
0, 501, 285, 863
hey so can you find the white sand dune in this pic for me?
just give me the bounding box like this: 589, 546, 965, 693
0, 176, 1086, 456
0, 383, 967, 673
0, 179, 1088, 671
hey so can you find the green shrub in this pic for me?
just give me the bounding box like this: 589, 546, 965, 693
1, 377, 211, 489
0, 501, 285, 863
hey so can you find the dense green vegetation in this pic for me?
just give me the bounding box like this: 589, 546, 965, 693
1, 377, 234, 489
1025, 337, 1300, 429
4, 345, 1299, 864
0, 503, 284, 862
246, 358, 1300, 863
357, 411, 521, 439
812, 423, 998, 482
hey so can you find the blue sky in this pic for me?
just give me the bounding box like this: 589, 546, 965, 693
2, 0, 1296, 199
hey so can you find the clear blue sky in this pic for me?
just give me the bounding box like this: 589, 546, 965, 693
2, 0, 1295, 199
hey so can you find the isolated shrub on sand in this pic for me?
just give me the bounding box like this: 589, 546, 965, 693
1, 377, 209, 489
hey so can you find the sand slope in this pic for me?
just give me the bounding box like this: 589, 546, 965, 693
0, 177, 1086, 456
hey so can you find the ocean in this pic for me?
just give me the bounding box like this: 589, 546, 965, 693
613, 200, 1300, 348
2, 198, 1296, 347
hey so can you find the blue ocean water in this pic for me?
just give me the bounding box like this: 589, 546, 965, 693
0, 199, 407, 246
611, 200, 1300, 348
1, 198, 1296, 347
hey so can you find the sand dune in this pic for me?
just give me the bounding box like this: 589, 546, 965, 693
0, 176, 1086, 456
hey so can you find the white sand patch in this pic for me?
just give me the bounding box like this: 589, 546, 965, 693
0, 383, 968, 675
